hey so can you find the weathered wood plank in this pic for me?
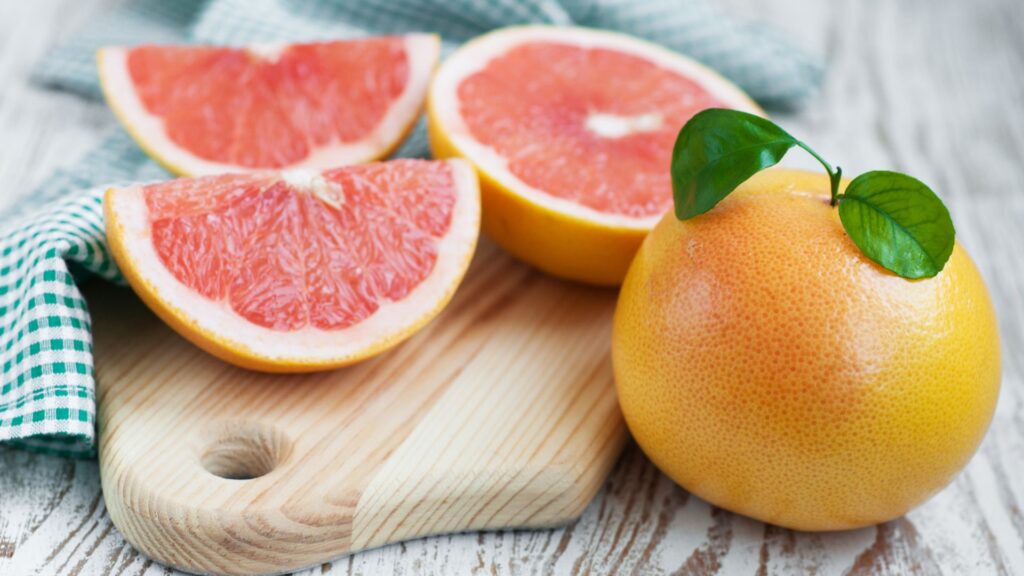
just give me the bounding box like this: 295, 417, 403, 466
0, 0, 120, 212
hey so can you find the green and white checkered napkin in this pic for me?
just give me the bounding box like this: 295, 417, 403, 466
3, 0, 823, 457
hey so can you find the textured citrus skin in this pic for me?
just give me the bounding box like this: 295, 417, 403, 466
613, 169, 1001, 531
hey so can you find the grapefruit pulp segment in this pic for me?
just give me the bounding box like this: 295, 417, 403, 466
98, 35, 440, 175
104, 159, 481, 372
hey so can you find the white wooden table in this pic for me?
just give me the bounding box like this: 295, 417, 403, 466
2, 1, 1023, 574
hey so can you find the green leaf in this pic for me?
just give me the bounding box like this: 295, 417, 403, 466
671, 108, 799, 220
838, 171, 955, 279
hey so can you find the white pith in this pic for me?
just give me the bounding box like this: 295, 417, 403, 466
430, 26, 764, 230
245, 43, 288, 62
99, 34, 440, 176
585, 112, 663, 139
107, 160, 480, 363
284, 170, 346, 208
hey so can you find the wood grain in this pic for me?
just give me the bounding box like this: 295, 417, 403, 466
89, 240, 625, 575
2, 0, 1024, 574
0, 0, 117, 213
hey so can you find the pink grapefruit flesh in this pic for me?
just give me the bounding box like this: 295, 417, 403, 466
430, 26, 763, 227
98, 35, 440, 175
104, 159, 480, 372
458, 42, 729, 218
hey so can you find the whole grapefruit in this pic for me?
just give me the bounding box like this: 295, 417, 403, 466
612, 169, 1000, 531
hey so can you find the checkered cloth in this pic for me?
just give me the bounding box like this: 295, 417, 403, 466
3, 0, 823, 456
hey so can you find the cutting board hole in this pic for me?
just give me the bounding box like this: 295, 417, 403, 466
200, 422, 291, 480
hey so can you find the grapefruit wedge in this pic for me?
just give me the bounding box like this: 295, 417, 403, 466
98, 35, 440, 176
428, 26, 762, 285
104, 159, 480, 372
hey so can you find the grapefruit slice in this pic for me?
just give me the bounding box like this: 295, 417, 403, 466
428, 26, 763, 285
98, 35, 440, 176
104, 159, 480, 372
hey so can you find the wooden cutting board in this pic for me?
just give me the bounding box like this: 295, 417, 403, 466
89, 239, 627, 576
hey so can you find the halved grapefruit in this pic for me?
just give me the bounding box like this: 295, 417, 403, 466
104, 159, 480, 372
428, 26, 763, 285
98, 35, 440, 176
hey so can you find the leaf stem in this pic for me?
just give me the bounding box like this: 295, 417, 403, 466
830, 166, 843, 207
795, 141, 842, 206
